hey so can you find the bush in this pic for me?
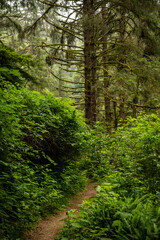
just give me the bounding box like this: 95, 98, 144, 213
1, 86, 89, 165
81, 123, 113, 180
85, 115, 160, 190
57, 172, 160, 240
0, 43, 38, 87
57, 114, 160, 240
110, 114, 160, 192
0, 85, 89, 239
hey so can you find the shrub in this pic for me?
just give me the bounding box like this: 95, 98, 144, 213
57, 172, 160, 240
0, 85, 88, 239
0, 43, 38, 87
85, 115, 160, 190
110, 114, 160, 192
57, 114, 160, 240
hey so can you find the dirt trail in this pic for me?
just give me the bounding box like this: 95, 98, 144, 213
25, 182, 97, 240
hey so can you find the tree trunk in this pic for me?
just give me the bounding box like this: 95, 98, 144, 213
83, 0, 97, 124
113, 101, 118, 130
101, 3, 111, 132
118, 7, 126, 70
132, 78, 140, 117
118, 7, 126, 124
119, 96, 125, 124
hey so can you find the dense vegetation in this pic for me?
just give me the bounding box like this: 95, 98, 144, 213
0, 85, 89, 239
0, 44, 38, 87
1, 82, 160, 240
57, 115, 160, 240
1, 1, 160, 240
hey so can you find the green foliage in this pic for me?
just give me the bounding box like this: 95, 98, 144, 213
57, 180, 160, 240
80, 123, 113, 180
0, 85, 88, 239
57, 114, 160, 240
84, 115, 160, 190
0, 43, 38, 87
0, 162, 60, 239
59, 163, 87, 197
110, 114, 160, 191
57, 170, 160, 240
0, 85, 89, 164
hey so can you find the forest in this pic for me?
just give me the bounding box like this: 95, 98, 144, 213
0, 0, 160, 239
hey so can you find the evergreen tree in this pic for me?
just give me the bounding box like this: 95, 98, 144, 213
0, 43, 38, 87
1, 0, 160, 125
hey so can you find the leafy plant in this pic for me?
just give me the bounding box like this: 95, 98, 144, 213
0, 85, 89, 239
0, 43, 38, 87
57, 173, 160, 240
57, 114, 160, 240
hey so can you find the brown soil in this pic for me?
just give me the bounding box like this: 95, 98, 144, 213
25, 182, 97, 240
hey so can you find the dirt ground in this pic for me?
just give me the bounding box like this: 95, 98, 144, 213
25, 182, 97, 240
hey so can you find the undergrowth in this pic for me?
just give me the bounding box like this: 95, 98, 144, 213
0, 85, 89, 240
57, 115, 160, 240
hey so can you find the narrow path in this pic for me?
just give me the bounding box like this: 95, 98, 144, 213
25, 182, 97, 240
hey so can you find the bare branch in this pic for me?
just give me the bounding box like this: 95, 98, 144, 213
50, 70, 84, 84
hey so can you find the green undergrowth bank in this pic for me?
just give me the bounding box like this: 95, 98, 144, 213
57, 115, 160, 240
0, 86, 89, 240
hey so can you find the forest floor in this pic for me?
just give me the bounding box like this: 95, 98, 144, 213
25, 182, 97, 240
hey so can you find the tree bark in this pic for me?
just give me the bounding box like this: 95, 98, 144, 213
118, 7, 126, 124
101, 3, 111, 132
118, 7, 126, 69
119, 96, 125, 124
113, 101, 118, 130
83, 0, 97, 124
